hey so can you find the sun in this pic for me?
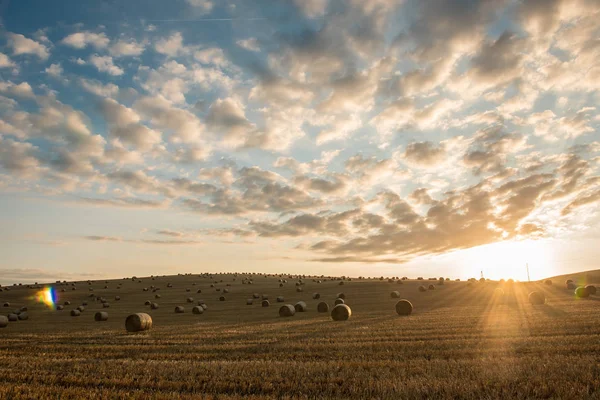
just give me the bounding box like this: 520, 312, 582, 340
457, 239, 558, 281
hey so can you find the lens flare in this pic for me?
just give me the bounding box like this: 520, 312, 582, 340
35, 287, 57, 309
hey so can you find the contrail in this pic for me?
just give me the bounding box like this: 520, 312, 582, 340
143, 17, 267, 22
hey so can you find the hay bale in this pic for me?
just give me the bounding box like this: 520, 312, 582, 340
223, 289, 229, 294
313, 293, 320, 299
261, 294, 269, 300
0, 315, 7, 328
585, 285, 597, 295
186, 297, 194, 303
391, 291, 400, 298
186, 288, 190, 292
192, 306, 204, 314
339, 281, 344, 286
544, 280, 552, 286
296, 287, 303, 292
151, 302, 159, 310
103, 303, 110, 308
125, 313, 152, 332
331, 304, 351, 321
566, 282, 576, 290
18, 312, 28, 321
70, 309, 81, 317
201, 303, 208, 310
145, 301, 151, 306
317, 302, 329, 313
8, 313, 18, 321
395, 299, 413, 316
94, 312, 108, 321
279, 283, 284, 287
418, 285, 427, 292
528, 291, 546, 305
115, 296, 120, 301
279, 304, 296, 317
276, 296, 285, 303
155, 294, 161, 299
336, 292, 346, 300
20, 306, 28, 312
56, 305, 64, 310
262, 300, 270, 307
334, 298, 345, 305
175, 306, 185, 313
294, 301, 307, 312
219, 296, 225, 301
77, 306, 85, 312
3, 302, 9, 307
253, 293, 260, 299
428, 284, 436, 290
246, 299, 253, 305
566, 279, 573, 284
197, 289, 202, 293
575, 286, 590, 298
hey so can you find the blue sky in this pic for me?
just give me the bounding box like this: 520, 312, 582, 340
1, 0, 599, 284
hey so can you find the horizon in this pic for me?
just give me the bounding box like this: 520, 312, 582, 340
1, 0, 599, 285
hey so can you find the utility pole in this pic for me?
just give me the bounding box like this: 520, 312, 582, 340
480, 270, 484, 280
526, 263, 531, 282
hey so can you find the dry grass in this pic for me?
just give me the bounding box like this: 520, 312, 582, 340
1, 274, 600, 399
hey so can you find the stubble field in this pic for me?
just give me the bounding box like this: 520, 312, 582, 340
1, 273, 600, 399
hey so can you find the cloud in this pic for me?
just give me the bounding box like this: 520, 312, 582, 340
79, 78, 119, 97
236, 38, 260, 52
293, 0, 328, 18
45, 63, 63, 78
89, 55, 124, 76
99, 98, 162, 150
61, 31, 109, 49
155, 32, 187, 56
0, 53, 16, 68
7, 33, 50, 60
186, 0, 213, 14
403, 141, 446, 167
109, 39, 145, 57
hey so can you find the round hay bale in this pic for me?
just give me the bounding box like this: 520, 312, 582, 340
276, 296, 285, 303
175, 306, 185, 313
428, 284, 436, 290
192, 306, 204, 314
0, 315, 7, 328
279, 304, 296, 317
197, 289, 202, 293
103, 303, 110, 308
585, 285, 597, 295
252, 293, 260, 299
336, 292, 346, 300
418, 285, 427, 292
8, 313, 18, 321
115, 296, 120, 301
246, 299, 253, 305
186, 288, 190, 292
70, 309, 81, 317
390, 291, 400, 298
339, 281, 344, 286
396, 280, 403, 285
334, 298, 345, 305
262, 300, 270, 307
94, 312, 108, 321
296, 287, 303, 292
17, 312, 28, 321
294, 301, 307, 312
56, 305, 64, 310
219, 296, 225, 301
331, 304, 351, 321
155, 294, 161, 299
125, 313, 152, 332
566, 279, 573, 285
20, 306, 28, 312
145, 300, 151, 306
395, 299, 413, 316
77, 306, 85, 312
544, 280, 552, 286
223, 289, 229, 294
3, 302, 9, 307
528, 291, 546, 305
279, 283, 284, 287
575, 286, 590, 298
317, 302, 329, 313
201, 303, 208, 310
312, 293, 320, 299
186, 297, 194, 303
261, 294, 269, 300
64, 301, 71, 306
566, 282, 576, 290
150, 302, 159, 310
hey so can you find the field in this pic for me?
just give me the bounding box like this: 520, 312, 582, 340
1, 273, 600, 399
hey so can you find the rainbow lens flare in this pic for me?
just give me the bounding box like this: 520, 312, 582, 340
35, 287, 57, 309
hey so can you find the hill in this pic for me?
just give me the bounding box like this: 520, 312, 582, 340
546, 268, 600, 285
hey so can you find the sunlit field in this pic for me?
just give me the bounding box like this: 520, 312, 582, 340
2, 272, 600, 399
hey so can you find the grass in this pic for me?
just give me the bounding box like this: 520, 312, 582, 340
1, 274, 600, 399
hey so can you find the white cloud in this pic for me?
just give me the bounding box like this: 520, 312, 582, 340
7, 33, 50, 60
186, 0, 213, 14
45, 63, 63, 78
109, 39, 145, 57
236, 38, 260, 52
155, 32, 187, 57
0, 53, 16, 68
61, 31, 109, 49
79, 78, 119, 97
89, 55, 124, 76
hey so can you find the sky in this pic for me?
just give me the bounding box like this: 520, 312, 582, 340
0, 0, 599, 285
